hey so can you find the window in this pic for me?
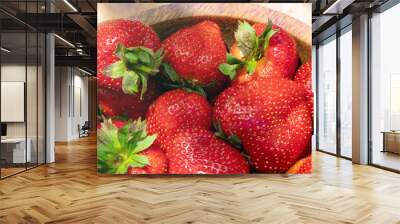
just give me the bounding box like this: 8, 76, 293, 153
339, 26, 352, 158
371, 3, 400, 171
317, 35, 337, 154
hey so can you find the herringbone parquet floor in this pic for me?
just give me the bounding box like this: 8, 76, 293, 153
1, 135, 400, 224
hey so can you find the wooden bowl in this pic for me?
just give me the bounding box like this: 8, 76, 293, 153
130, 3, 311, 63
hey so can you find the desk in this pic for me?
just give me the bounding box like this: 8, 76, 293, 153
381, 131, 400, 154
1, 138, 31, 163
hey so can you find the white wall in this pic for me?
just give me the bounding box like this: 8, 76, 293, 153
54, 67, 89, 141
1, 63, 46, 164
1, 64, 40, 138
55, 66, 69, 141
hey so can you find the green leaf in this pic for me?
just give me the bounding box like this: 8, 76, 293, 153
161, 62, 209, 98
226, 53, 243, 64
213, 120, 243, 150
234, 21, 257, 57
202, 80, 216, 89
228, 134, 242, 147
138, 74, 148, 100
245, 59, 257, 75
230, 19, 278, 74
121, 71, 139, 94
104, 61, 126, 79
258, 19, 277, 52
131, 154, 149, 167
194, 86, 207, 98
213, 121, 227, 139
133, 134, 157, 153
218, 63, 240, 80
124, 51, 139, 64
114, 44, 126, 59
153, 49, 165, 72
106, 45, 164, 96
137, 46, 154, 56
260, 20, 273, 40
263, 29, 277, 50
97, 117, 157, 174
137, 49, 151, 65
162, 63, 181, 83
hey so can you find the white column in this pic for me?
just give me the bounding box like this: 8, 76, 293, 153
45, 1, 55, 163
352, 14, 369, 164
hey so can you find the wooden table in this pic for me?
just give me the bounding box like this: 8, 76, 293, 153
1, 138, 32, 164
381, 131, 400, 154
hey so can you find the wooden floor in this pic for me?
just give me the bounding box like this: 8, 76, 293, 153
1, 167, 26, 178
1, 135, 400, 224
373, 150, 400, 171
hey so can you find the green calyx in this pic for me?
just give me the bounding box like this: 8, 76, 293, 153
104, 44, 165, 99
161, 62, 213, 98
97, 118, 157, 174
213, 121, 253, 166
218, 20, 277, 80
213, 121, 243, 150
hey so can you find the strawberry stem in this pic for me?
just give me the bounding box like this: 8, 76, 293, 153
104, 44, 164, 99
97, 118, 156, 174
160, 63, 211, 98
213, 121, 243, 150
218, 19, 277, 80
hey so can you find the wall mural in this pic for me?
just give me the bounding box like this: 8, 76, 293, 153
97, 3, 313, 175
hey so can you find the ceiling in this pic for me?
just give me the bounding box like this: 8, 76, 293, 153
0, 0, 394, 73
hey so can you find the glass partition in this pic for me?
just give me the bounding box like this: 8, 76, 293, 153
1, 30, 28, 178
371, 3, 400, 171
0, 1, 46, 179
339, 26, 352, 158
317, 35, 337, 154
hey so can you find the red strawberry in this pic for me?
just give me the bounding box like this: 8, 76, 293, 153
162, 20, 228, 95
112, 120, 126, 129
127, 145, 168, 174
286, 155, 312, 174
97, 19, 163, 119
219, 21, 298, 85
294, 61, 313, 118
97, 119, 125, 129
294, 61, 312, 96
97, 118, 167, 174
164, 128, 249, 174
146, 89, 212, 148
98, 79, 160, 119
213, 78, 312, 173
99, 100, 116, 118
298, 140, 312, 160
97, 19, 161, 90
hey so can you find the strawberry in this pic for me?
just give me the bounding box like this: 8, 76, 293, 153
146, 89, 212, 148
298, 140, 312, 160
294, 61, 312, 96
97, 119, 125, 129
98, 100, 116, 118
98, 19, 162, 93
294, 61, 313, 118
97, 118, 167, 174
162, 20, 228, 95
98, 79, 159, 119
286, 155, 312, 174
219, 21, 298, 85
97, 19, 163, 119
127, 145, 168, 174
164, 128, 249, 174
213, 78, 312, 173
